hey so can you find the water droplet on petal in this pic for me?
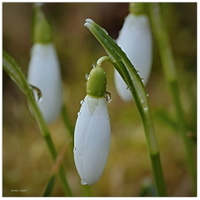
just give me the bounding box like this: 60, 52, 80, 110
73, 148, 76, 153
80, 100, 84, 105
29, 84, 42, 102
85, 73, 90, 80
105, 91, 112, 103
81, 179, 87, 185
78, 112, 81, 116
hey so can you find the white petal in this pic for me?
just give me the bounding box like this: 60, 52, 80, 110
27, 43, 62, 123
115, 14, 152, 101
114, 70, 132, 101
74, 95, 110, 185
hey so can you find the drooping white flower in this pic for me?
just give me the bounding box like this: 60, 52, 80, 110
74, 65, 111, 185
28, 43, 62, 124
115, 13, 153, 101
27, 5, 62, 124
74, 95, 110, 185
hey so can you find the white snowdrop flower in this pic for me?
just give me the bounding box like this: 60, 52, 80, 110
74, 66, 111, 185
28, 43, 62, 124
27, 5, 62, 123
115, 12, 152, 101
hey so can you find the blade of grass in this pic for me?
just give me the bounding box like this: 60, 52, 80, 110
43, 175, 56, 197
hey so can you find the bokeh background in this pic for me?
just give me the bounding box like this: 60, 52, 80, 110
3, 2, 197, 197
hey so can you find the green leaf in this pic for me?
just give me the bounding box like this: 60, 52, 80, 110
43, 175, 56, 197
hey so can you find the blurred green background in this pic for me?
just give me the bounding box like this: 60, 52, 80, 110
3, 2, 197, 197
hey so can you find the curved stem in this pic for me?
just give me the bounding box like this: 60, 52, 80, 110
85, 19, 167, 196
96, 56, 110, 66
3, 51, 73, 197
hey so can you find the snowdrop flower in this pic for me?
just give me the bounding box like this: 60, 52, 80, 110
74, 65, 111, 185
27, 5, 62, 123
115, 5, 152, 101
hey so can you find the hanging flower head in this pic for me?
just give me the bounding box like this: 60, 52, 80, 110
115, 3, 153, 101
74, 63, 111, 185
27, 4, 62, 123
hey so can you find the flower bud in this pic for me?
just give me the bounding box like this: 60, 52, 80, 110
74, 66, 110, 185
28, 5, 62, 124
28, 44, 62, 124
115, 13, 152, 101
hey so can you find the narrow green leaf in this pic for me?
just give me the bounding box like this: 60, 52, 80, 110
43, 175, 56, 197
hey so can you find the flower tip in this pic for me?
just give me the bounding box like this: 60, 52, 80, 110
84, 19, 94, 28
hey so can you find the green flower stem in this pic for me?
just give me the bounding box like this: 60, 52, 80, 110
148, 3, 197, 193
96, 55, 110, 67
3, 51, 73, 197
129, 2, 147, 16
43, 175, 56, 196
84, 19, 167, 196
61, 105, 74, 137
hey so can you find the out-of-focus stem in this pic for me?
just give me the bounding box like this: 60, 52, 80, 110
149, 3, 196, 194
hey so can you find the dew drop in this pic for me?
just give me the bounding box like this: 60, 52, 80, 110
29, 84, 42, 102
73, 148, 76, 153
144, 107, 148, 111
129, 87, 133, 92
78, 111, 81, 116
85, 73, 90, 80
105, 91, 112, 103
81, 179, 87, 185
92, 63, 97, 68
38, 97, 43, 102
146, 94, 149, 97
80, 100, 84, 105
